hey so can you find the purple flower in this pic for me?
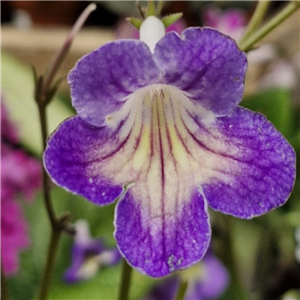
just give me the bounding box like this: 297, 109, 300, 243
64, 220, 120, 283
44, 16, 296, 277
145, 252, 229, 300
1, 101, 41, 275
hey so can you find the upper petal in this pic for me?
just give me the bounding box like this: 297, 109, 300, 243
154, 27, 247, 116
68, 40, 161, 127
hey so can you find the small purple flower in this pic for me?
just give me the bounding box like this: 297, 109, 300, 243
145, 252, 229, 300
64, 220, 120, 283
44, 16, 296, 277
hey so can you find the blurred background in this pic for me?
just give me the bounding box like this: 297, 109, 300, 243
1, 1, 300, 300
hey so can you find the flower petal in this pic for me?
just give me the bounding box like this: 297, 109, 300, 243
154, 27, 247, 116
68, 40, 161, 127
44, 116, 124, 205
197, 107, 296, 218
115, 187, 211, 277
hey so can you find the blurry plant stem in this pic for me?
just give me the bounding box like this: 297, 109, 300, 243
42, 3, 97, 95
156, 1, 165, 17
250, 220, 279, 300
239, 0, 270, 45
35, 4, 96, 300
239, 1, 300, 52
174, 277, 188, 300
1, 265, 10, 300
37, 231, 61, 300
118, 259, 133, 300
218, 216, 246, 299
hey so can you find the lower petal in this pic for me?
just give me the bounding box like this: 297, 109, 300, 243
200, 107, 296, 218
115, 187, 211, 277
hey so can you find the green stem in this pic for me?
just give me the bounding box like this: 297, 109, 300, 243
36, 5, 96, 299
38, 104, 57, 228
42, 3, 96, 94
239, 1, 300, 52
174, 278, 188, 300
117, 259, 133, 300
36, 98, 62, 300
239, 1, 270, 45
37, 231, 62, 300
1, 265, 10, 300
217, 216, 246, 299
156, 1, 165, 17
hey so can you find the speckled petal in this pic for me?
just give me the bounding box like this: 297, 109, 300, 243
115, 187, 211, 277
154, 27, 247, 116
199, 107, 296, 218
68, 40, 161, 127
44, 116, 124, 205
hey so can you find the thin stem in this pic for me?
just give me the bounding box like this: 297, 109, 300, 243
156, 1, 165, 17
36, 5, 96, 300
174, 278, 188, 300
38, 104, 57, 228
42, 3, 96, 94
216, 216, 246, 299
239, 1, 270, 45
136, 1, 146, 19
37, 231, 62, 300
1, 265, 10, 300
117, 259, 133, 300
37, 104, 62, 299
239, 1, 300, 52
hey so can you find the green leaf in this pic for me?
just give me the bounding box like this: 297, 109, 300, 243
126, 17, 142, 30
1, 52, 73, 155
162, 13, 183, 29
146, 1, 156, 17
241, 88, 294, 138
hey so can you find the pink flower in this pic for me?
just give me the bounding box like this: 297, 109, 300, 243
1, 102, 18, 144
1, 193, 30, 275
203, 6, 247, 41
1, 101, 41, 275
1, 147, 41, 201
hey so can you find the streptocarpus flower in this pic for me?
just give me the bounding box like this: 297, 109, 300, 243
44, 16, 296, 277
64, 220, 120, 283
